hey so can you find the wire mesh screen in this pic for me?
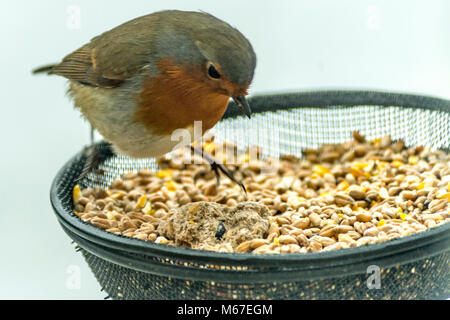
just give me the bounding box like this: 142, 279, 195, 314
81, 250, 448, 300
214, 105, 450, 160
51, 91, 450, 300
79, 105, 450, 189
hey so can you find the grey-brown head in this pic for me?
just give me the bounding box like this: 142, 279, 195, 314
149, 10, 257, 118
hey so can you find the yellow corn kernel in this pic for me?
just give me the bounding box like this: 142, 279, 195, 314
313, 165, 330, 177
364, 171, 372, 179
338, 213, 344, 219
350, 167, 364, 178
417, 182, 426, 190
136, 195, 147, 208
203, 142, 216, 154
436, 189, 450, 202
408, 155, 419, 165
319, 192, 330, 197
352, 161, 369, 169
377, 219, 386, 227
337, 181, 350, 190
371, 137, 381, 144
73, 185, 82, 203
352, 161, 370, 169
110, 192, 124, 200
447, 182, 450, 192
350, 167, 363, 177
391, 160, 404, 168
189, 220, 195, 224
274, 237, 280, 246
142, 202, 154, 215
156, 170, 173, 179
106, 211, 116, 220
350, 161, 369, 177
165, 180, 177, 192
74, 211, 80, 217
399, 213, 408, 221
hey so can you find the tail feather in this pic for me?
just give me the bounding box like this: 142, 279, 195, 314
32, 64, 57, 75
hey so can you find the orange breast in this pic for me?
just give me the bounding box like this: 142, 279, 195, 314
134, 59, 230, 136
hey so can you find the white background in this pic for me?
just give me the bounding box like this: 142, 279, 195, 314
1, 0, 449, 299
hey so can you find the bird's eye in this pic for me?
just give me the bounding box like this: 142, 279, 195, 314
207, 64, 221, 79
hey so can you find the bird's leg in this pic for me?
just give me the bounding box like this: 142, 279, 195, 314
190, 145, 247, 194
76, 127, 103, 181
90, 126, 95, 144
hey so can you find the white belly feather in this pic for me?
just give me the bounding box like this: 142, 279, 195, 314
68, 80, 196, 158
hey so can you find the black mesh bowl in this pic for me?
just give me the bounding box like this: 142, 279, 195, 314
50, 90, 450, 300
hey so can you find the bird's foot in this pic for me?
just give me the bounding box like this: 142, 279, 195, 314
191, 146, 247, 194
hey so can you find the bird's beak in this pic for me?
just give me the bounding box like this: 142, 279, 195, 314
232, 95, 252, 119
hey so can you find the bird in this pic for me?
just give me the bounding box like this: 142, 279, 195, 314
33, 10, 257, 189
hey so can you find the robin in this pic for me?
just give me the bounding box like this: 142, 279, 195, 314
33, 10, 256, 189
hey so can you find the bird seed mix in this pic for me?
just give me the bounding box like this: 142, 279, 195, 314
73, 131, 450, 254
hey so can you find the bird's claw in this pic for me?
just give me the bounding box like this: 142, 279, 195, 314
210, 161, 247, 195
191, 146, 247, 194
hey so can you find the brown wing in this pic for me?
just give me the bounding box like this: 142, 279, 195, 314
49, 14, 159, 88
